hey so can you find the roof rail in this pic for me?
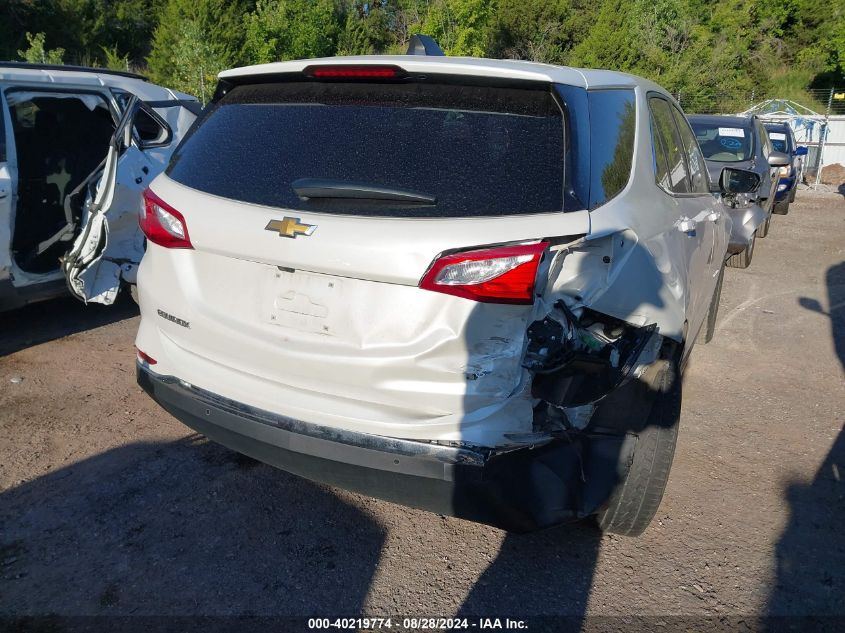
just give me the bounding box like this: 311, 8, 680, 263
406, 35, 445, 57
0, 61, 146, 81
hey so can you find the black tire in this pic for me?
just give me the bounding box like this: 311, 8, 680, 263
597, 354, 682, 536
773, 199, 790, 215
726, 231, 755, 269
757, 214, 771, 238
703, 263, 725, 343
789, 186, 796, 203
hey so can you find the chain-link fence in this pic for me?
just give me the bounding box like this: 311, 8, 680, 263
675, 87, 845, 115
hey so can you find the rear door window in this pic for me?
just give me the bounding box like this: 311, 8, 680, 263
167, 80, 566, 217
651, 111, 673, 191
671, 107, 709, 193
649, 97, 690, 194
133, 107, 171, 147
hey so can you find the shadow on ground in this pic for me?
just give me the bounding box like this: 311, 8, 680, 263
457, 525, 600, 620
0, 437, 385, 617
0, 431, 604, 625
0, 292, 138, 357
765, 261, 845, 623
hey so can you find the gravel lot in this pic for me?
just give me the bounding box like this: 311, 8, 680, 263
1, 192, 843, 626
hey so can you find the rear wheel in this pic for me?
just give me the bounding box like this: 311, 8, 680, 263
757, 214, 771, 238
597, 352, 682, 536
726, 231, 755, 269
773, 199, 790, 215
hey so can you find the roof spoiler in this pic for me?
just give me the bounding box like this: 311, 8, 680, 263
406, 34, 445, 57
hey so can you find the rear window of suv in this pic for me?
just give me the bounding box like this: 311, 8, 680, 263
766, 126, 792, 153
167, 80, 568, 217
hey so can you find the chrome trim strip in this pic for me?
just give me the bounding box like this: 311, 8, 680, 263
138, 362, 488, 468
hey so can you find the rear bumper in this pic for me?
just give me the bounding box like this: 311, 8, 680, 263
138, 362, 631, 532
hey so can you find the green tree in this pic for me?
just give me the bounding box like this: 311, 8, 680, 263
169, 20, 229, 102
634, 0, 696, 81
242, 0, 340, 64
488, 0, 572, 63
4, 1, 161, 68
419, 0, 495, 57
18, 32, 65, 64
1, 1, 36, 61
337, 1, 395, 55
567, 0, 640, 71
147, 0, 252, 90
101, 45, 130, 71
388, 0, 430, 53
55, 0, 160, 66
793, 0, 845, 86
2, 0, 842, 98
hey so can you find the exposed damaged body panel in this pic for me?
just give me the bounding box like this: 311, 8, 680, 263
63, 98, 197, 304
724, 198, 768, 254
0, 63, 198, 311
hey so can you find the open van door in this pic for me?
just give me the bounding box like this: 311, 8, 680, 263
62, 95, 197, 304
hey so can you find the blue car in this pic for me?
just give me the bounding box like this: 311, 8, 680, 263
764, 122, 808, 215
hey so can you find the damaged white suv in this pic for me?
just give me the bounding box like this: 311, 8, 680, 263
0, 62, 198, 311
136, 56, 754, 535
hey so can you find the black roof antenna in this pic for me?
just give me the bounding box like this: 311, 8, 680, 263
406, 34, 445, 56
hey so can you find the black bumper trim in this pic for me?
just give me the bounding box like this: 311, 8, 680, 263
137, 363, 493, 518
137, 363, 630, 532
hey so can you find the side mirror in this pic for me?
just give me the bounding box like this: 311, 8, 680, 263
794, 146, 808, 157
767, 151, 790, 167
720, 167, 761, 194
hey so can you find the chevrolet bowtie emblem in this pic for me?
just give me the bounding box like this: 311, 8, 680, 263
265, 217, 316, 238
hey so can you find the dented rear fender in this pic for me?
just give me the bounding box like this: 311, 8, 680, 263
543, 230, 686, 341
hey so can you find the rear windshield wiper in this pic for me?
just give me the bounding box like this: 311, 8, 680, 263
292, 178, 436, 205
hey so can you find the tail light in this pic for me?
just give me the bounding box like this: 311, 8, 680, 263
136, 348, 157, 365
419, 242, 548, 305
141, 189, 193, 249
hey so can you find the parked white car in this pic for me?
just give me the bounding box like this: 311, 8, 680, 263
0, 62, 198, 311
136, 55, 754, 535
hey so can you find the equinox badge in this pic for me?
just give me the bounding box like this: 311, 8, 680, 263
265, 217, 316, 239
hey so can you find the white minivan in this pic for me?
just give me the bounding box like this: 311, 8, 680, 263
135, 55, 755, 535
0, 62, 198, 311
